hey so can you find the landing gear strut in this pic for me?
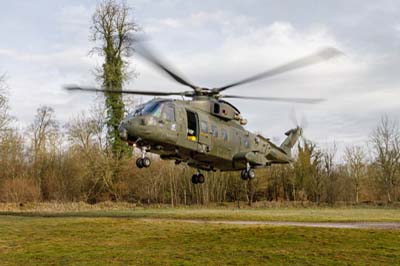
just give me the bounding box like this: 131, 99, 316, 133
136, 147, 151, 169
191, 170, 205, 184
241, 163, 255, 180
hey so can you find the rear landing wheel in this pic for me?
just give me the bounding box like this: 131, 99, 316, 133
241, 169, 255, 180
248, 169, 255, 179
191, 174, 199, 184
191, 173, 205, 184
241, 170, 248, 180
198, 174, 205, 184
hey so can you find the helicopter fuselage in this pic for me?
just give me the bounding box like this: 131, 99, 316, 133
66, 44, 339, 182
119, 98, 300, 171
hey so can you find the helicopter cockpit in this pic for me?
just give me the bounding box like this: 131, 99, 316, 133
129, 100, 175, 121
119, 99, 176, 143
131, 101, 161, 118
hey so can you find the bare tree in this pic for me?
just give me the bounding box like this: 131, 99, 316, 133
371, 115, 400, 203
345, 146, 366, 203
30, 106, 59, 157
29, 106, 59, 200
323, 143, 337, 205
0, 74, 11, 133
67, 111, 103, 151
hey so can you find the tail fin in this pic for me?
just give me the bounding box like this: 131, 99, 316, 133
280, 126, 302, 157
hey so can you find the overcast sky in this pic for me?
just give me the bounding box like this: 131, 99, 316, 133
1, 0, 400, 154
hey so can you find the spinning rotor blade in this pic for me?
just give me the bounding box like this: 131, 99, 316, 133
135, 43, 199, 90
213, 47, 342, 93
65, 85, 192, 97
221, 94, 325, 104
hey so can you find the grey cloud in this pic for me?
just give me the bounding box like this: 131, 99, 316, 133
1, 0, 400, 159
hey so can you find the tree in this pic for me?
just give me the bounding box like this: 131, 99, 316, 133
322, 143, 337, 205
66, 109, 104, 151
0, 74, 11, 134
29, 106, 59, 200
370, 115, 400, 202
293, 140, 323, 203
345, 146, 366, 203
91, 0, 138, 157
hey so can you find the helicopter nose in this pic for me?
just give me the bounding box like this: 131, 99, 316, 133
118, 123, 128, 141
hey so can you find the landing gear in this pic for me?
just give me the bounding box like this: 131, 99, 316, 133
241, 169, 255, 180
136, 157, 151, 168
191, 172, 205, 184
241, 163, 255, 180
240, 170, 248, 180
136, 147, 151, 169
248, 169, 255, 179
198, 174, 205, 184
136, 158, 144, 168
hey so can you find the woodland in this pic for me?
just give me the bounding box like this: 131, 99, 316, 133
1, 82, 399, 206
1, 1, 400, 206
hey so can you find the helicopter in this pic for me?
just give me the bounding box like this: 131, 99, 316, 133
66, 43, 341, 184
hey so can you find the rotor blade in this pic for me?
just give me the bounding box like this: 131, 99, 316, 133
213, 47, 343, 93
221, 94, 325, 104
64, 85, 193, 97
135, 43, 199, 90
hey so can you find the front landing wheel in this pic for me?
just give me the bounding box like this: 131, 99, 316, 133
142, 157, 151, 168
136, 157, 151, 169
136, 158, 144, 168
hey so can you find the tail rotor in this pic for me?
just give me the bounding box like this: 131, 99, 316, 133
289, 108, 309, 142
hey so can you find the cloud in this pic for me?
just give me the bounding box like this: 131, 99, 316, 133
132, 10, 400, 153
2, 1, 400, 159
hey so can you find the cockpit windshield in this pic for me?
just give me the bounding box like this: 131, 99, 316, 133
131, 101, 162, 117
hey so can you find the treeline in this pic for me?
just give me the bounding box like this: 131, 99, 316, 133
1, 86, 400, 205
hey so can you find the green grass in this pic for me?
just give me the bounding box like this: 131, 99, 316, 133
1, 215, 400, 265
2, 206, 400, 222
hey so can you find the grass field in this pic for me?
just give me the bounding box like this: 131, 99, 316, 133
2, 203, 400, 222
1, 206, 400, 265
0, 215, 400, 266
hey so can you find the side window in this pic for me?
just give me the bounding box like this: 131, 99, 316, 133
243, 137, 250, 148
163, 104, 175, 121
211, 125, 218, 137
200, 120, 208, 133
221, 128, 228, 141
213, 103, 220, 114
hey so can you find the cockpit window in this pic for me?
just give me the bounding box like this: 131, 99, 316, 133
132, 101, 162, 117
162, 104, 175, 121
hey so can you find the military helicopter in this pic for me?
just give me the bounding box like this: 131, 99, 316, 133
66, 43, 341, 184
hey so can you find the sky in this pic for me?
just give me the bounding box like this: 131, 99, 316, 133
1, 0, 400, 155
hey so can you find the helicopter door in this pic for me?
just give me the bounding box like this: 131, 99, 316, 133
186, 110, 198, 141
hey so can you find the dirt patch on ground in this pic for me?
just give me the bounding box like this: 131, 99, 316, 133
142, 219, 400, 230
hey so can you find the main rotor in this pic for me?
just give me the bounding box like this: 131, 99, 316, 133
66, 39, 342, 104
